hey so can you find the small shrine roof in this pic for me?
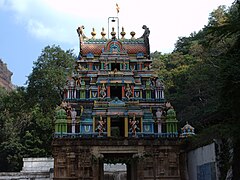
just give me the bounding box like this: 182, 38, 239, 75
181, 122, 195, 131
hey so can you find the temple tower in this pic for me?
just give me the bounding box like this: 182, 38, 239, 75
52, 23, 186, 180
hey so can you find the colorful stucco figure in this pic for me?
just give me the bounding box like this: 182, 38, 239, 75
166, 106, 178, 134
129, 114, 139, 137
96, 115, 106, 136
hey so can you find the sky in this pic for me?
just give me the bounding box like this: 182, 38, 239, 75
0, 0, 233, 87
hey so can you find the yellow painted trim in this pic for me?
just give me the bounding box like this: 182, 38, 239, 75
107, 117, 111, 137
93, 116, 95, 132
67, 117, 71, 124
90, 90, 92, 98
124, 117, 128, 137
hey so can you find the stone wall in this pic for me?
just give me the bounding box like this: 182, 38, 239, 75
0, 172, 52, 180
0, 158, 53, 180
52, 138, 185, 180
21, 158, 54, 173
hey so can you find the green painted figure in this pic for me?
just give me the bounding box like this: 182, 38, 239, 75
166, 106, 178, 133
55, 106, 67, 134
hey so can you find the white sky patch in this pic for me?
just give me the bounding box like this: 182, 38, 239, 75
72, 45, 80, 57
0, 0, 5, 8
27, 19, 52, 39
0, 0, 31, 14
1, 0, 233, 53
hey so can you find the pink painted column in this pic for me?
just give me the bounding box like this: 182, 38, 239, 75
122, 86, 125, 98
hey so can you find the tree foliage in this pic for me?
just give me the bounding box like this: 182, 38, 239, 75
0, 45, 75, 171
27, 45, 75, 113
151, 2, 240, 179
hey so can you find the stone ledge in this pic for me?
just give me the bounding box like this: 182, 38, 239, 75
0, 172, 51, 180
52, 137, 184, 147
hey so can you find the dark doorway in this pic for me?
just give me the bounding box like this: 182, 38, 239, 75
101, 153, 137, 180
111, 63, 120, 71
110, 86, 122, 100
111, 117, 124, 137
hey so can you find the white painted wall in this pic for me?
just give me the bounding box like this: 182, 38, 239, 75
187, 143, 217, 180
21, 157, 54, 173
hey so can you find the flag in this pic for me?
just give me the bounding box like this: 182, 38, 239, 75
116, 3, 120, 14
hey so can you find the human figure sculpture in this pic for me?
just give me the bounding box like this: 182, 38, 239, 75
150, 77, 156, 88
140, 25, 150, 59
125, 84, 132, 99
113, 68, 118, 76
71, 108, 77, 133
96, 115, 106, 136
75, 77, 81, 86
100, 84, 106, 99
60, 101, 67, 109
65, 102, 72, 117
156, 108, 163, 133
76, 25, 87, 58
155, 78, 165, 99
129, 114, 139, 137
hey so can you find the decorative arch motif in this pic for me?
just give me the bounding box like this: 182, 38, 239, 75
104, 39, 124, 53
136, 52, 144, 59
86, 52, 94, 59
110, 43, 120, 52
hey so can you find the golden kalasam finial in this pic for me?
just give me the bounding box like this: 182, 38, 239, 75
130, 31, 136, 39
91, 28, 96, 39
101, 27, 106, 39
120, 27, 126, 39
111, 27, 116, 38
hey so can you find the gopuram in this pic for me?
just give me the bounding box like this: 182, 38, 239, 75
52, 18, 187, 180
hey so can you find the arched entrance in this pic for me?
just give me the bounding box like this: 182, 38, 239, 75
99, 153, 137, 180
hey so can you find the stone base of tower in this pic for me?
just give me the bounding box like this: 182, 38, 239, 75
52, 138, 186, 180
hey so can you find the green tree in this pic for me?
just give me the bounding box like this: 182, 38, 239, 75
152, 5, 240, 179
0, 87, 29, 171
26, 45, 75, 113
206, 2, 240, 179
21, 104, 53, 156
0, 45, 76, 171
208, 5, 228, 27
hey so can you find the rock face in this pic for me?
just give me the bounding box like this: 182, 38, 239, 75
0, 59, 13, 91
